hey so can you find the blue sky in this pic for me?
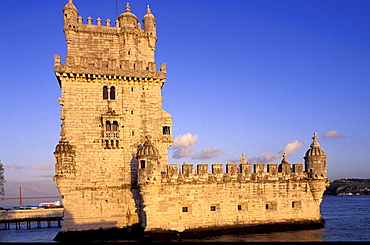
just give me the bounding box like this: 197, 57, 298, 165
0, 0, 369, 205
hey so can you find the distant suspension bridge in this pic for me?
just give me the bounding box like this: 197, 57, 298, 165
2, 186, 62, 206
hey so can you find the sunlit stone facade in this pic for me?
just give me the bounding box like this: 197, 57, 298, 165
53, 1, 329, 240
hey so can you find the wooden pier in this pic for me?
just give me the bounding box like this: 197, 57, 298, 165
0, 216, 62, 230
0, 208, 63, 230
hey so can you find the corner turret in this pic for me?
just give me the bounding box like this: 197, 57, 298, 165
137, 136, 161, 184
142, 5, 157, 49
304, 132, 327, 179
117, 3, 138, 29
304, 133, 329, 205
53, 139, 76, 178
143, 5, 156, 36
63, 0, 78, 30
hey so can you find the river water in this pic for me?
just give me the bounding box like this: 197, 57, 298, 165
0, 195, 369, 242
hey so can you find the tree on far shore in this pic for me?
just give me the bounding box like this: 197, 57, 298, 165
0, 159, 5, 200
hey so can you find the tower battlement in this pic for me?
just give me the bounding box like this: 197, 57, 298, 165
139, 163, 307, 185
61, 1, 159, 78
54, 55, 166, 80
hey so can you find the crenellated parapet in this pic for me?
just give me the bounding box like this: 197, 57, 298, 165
155, 162, 308, 185
63, 2, 155, 35
59, 1, 162, 81
54, 55, 166, 80
64, 15, 154, 36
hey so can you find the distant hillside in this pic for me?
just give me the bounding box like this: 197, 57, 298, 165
324, 178, 370, 196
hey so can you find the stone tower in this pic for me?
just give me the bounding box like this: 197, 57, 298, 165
53, 0, 172, 234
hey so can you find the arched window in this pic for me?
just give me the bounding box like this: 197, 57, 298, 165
110, 86, 116, 100
112, 121, 118, 131
105, 121, 111, 131
103, 86, 108, 99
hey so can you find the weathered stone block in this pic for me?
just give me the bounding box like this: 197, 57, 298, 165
182, 164, 194, 177
212, 164, 223, 175
196, 164, 209, 175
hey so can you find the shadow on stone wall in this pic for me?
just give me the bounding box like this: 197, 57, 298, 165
130, 156, 147, 229
53, 156, 146, 242
53, 208, 143, 241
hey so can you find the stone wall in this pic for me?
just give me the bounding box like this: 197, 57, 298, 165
59, 187, 138, 231
139, 163, 325, 233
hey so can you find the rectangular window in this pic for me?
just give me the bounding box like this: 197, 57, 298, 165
210, 206, 216, 211
265, 202, 276, 210
292, 201, 301, 209
162, 126, 171, 135
182, 207, 188, 213
237, 205, 242, 210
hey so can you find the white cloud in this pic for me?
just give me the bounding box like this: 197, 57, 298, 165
283, 140, 306, 155
248, 140, 307, 164
192, 148, 223, 160
248, 153, 280, 164
171, 133, 198, 159
322, 130, 346, 139
171, 133, 223, 160
225, 158, 240, 164
172, 133, 198, 149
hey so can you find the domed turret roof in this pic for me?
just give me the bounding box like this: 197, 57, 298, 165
63, 0, 78, 13
305, 132, 326, 157
143, 5, 155, 20
137, 136, 159, 158
118, 3, 138, 22
54, 140, 74, 154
